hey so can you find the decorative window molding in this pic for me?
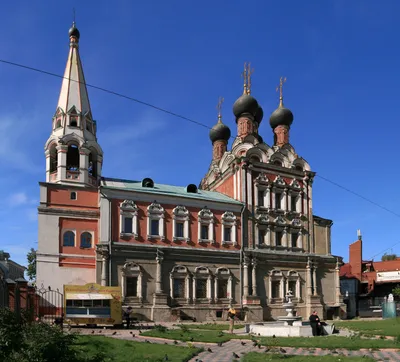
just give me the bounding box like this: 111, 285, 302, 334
198, 207, 214, 244
268, 269, 285, 302
290, 179, 301, 190
255, 184, 270, 208
288, 190, 302, 213
273, 175, 286, 187
274, 216, 286, 225
120, 200, 139, 239
147, 202, 165, 240
121, 262, 143, 303
254, 172, 269, 185
193, 266, 213, 303
256, 225, 271, 246
215, 267, 233, 302
80, 231, 93, 248
286, 270, 302, 301
257, 213, 269, 224
62, 230, 75, 247
170, 265, 191, 304
172, 205, 190, 243
221, 211, 237, 245
291, 218, 302, 227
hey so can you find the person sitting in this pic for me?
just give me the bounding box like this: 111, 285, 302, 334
309, 310, 322, 336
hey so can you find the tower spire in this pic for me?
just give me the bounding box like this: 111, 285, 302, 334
276, 76, 287, 107
216, 96, 224, 123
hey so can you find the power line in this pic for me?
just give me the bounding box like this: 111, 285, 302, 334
1, 58, 400, 242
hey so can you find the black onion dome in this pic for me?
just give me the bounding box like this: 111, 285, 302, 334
233, 94, 259, 119
269, 103, 294, 129
255, 105, 264, 124
69, 22, 80, 39
209, 121, 231, 143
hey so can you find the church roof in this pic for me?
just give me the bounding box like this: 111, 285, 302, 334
101, 177, 243, 205
56, 22, 91, 116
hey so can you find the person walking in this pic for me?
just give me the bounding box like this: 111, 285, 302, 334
309, 310, 322, 336
227, 305, 236, 334
124, 306, 132, 329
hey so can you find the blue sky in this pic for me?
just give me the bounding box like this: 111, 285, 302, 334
0, 0, 399, 267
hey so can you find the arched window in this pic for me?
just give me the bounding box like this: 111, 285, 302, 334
273, 160, 282, 166
221, 211, 237, 245
88, 151, 97, 177
49, 144, 58, 173
56, 119, 62, 128
63, 231, 75, 247
198, 207, 214, 243
70, 116, 78, 127
172, 205, 190, 242
66, 144, 80, 171
268, 269, 285, 300
193, 266, 212, 303
170, 265, 191, 303
80, 232, 92, 248
147, 202, 165, 240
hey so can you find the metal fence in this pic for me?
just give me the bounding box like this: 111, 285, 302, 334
34, 284, 64, 323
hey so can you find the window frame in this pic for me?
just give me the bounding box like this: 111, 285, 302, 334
80, 231, 93, 249
197, 207, 214, 244
119, 200, 139, 239
221, 211, 237, 246
172, 205, 190, 242
62, 230, 75, 247
147, 202, 165, 241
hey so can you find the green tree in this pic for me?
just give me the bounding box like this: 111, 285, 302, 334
26, 248, 36, 282
381, 252, 397, 261
392, 285, 400, 298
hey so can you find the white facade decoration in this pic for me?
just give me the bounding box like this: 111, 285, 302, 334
215, 267, 233, 302
286, 270, 302, 300
268, 269, 285, 301
170, 265, 191, 303
172, 205, 190, 242
121, 262, 143, 302
198, 207, 214, 244
221, 211, 237, 245
120, 200, 139, 238
193, 266, 213, 303
147, 202, 165, 240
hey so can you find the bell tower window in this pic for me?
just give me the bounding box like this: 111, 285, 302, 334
88, 152, 97, 177
49, 145, 58, 173
70, 117, 78, 127
66, 144, 80, 171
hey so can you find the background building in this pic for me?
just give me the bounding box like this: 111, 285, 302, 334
36, 23, 345, 322
340, 230, 400, 318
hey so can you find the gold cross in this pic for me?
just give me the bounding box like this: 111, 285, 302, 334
276, 76, 287, 100
241, 62, 248, 94
246, 63, 254, 95
216, 96, 224, 121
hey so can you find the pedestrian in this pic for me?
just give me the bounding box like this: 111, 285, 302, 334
227, 305, 236, 334
124, 307, 132, 329
309, 310, 322, 336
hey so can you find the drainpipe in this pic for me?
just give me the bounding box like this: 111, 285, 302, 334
99, 189, 112, 287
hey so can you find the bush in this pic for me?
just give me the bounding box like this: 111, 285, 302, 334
0, 308, 103, 362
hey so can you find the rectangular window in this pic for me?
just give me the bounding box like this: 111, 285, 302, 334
288, 280, 297, 297
275, 231, 282, 246
258, 190, 264, 207
275, 193, 281, 209
173, 279, 185, 298
126, 277, 138, 297
175, 222, 184, 238
123, 217, 133, 234
196, 279, 207, 299
291, 195, 297, 211
258, 229, 265, 244
151, 219, 159, 236
271, 280, 280, 298
291, 232, 299, 248
218, 280, 228, 299
224, 226, 232, 242
201, 224, 209, 240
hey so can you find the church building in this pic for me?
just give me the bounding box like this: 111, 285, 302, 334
36, 23, 345, 322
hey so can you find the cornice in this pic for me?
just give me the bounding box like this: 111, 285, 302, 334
37, 206, 99, 218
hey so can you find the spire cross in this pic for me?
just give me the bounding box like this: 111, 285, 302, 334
276, 76, 287, 106
73, 8, 76, 24
241, 63, 248, 95
246, 63, 254, 95
216, 96, 224, 122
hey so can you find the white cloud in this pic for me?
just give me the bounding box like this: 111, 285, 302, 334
8, 192, 28, 206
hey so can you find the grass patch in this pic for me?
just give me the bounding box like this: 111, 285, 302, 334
177, 323, 243, 331
141, 328, 247, 343
142, 328, 400, 349
335, 318, 400, 337
258, 335, 399, 350
74, 335, 201, 362
242, 353, 375, 361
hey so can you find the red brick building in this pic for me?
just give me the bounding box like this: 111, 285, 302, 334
340, 231, 400, 317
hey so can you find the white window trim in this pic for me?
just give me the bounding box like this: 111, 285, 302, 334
147, 202, 165, 240
170, 265, 191, 304
62, 229, 76, 247
286, 270, 302, 301
80, 231, 94, 249
221, 211, 237, 245
288, 190, 302, 213
172, 205, 190, 243
121, 262, 143, 303
119, 200, 139, 239
268, 270, 285, 302
198, 207, 214, 244
193, 266, 212, 303
215, 267, 233, 303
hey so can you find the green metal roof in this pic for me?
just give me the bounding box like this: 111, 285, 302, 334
101, 177, 243, 205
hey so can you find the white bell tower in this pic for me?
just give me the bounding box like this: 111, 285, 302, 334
44, 22, 103, 187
